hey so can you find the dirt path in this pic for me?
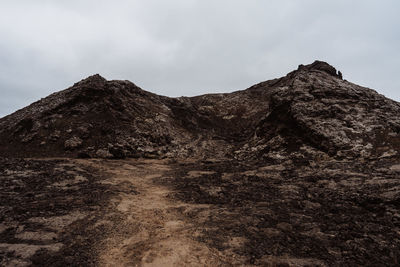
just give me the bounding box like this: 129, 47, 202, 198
78, 159, 227, 266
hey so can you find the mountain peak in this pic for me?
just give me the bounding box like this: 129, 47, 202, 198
297, 60, 342, 78
74, 74, 107, 87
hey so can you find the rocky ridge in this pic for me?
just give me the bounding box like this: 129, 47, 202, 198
0, 61, 399, 162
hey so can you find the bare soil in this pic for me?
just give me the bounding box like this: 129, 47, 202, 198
1, 157, 400, 266
0, 158, 228, 266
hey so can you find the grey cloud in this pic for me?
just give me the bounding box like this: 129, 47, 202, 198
0, 0, 399, 117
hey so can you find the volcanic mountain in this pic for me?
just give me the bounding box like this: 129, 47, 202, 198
1, 61, 400, 266
1, 60, 399, 161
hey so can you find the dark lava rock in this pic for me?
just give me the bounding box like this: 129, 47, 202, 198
1, 60, 400, 266
298, 60, 339, 77
1, 61, 399, 161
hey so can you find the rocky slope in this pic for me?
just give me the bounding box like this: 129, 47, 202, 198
1, 61, 400, 266
0, 75, 190, 159
235, 61, 400, 163
1, 61, 399, 162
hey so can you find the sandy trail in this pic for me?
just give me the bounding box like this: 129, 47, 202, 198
78, 158, 226, 267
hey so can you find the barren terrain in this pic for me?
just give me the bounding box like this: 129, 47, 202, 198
1, 156, 400, 266
1, 61, 400, 266
0, 158, 225, 266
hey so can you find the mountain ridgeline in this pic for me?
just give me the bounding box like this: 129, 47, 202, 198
1, 61, 399, 162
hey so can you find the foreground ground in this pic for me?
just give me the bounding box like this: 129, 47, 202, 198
1, 157, 400, 266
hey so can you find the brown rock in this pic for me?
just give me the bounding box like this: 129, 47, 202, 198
64, 137, 83, 150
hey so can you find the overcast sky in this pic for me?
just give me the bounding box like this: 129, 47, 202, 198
0, 0, 399, 117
